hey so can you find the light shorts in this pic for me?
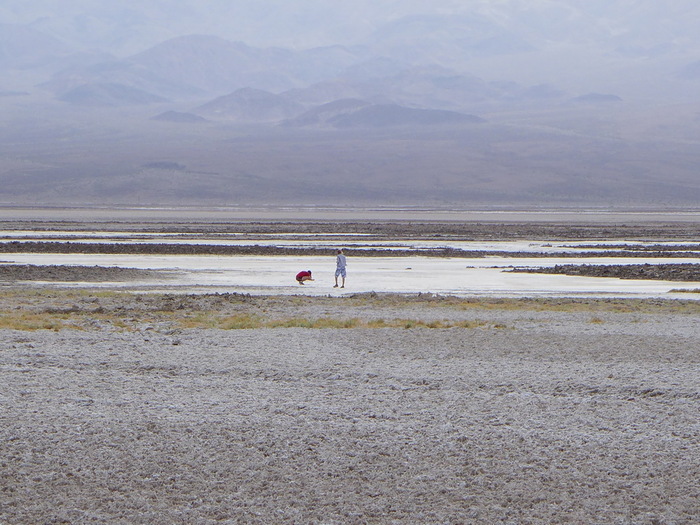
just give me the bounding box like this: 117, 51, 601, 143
335, 268, 346, 278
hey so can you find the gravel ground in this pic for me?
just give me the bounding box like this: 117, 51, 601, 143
1, 292, 699, 524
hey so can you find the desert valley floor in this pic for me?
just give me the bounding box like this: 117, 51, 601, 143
1, 211, 699, 524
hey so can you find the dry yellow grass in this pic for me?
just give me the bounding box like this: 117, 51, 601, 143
0, 288, 697, 331
0, 312, 83, 331
178, 313, 499, 330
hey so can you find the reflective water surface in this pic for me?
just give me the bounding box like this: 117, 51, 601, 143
2, 230, 699, 299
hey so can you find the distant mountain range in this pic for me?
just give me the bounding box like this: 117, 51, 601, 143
3, 1, 700, 115
4, 2, 700, 110
2, 2, 700, 208
34, 33, 562, 114
190, 87, 485, 128
21, 32, 593, 127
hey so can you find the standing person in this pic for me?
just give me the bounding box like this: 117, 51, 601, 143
296, 270, 313, 285
334, 249, 347, 288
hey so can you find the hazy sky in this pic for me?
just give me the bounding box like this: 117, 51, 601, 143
4, 0, 700, 53
2, 1, 500, 51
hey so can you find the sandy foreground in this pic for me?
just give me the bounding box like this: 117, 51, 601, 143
1, 291, 699, 524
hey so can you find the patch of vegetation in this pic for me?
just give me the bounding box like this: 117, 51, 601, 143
1, 288, 698, 332
0, 312, 83, 331
267, 316, 361, 329
346, 293, 700, 314
177, 313, 498, 330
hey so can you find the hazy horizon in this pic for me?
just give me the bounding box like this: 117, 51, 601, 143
2, 1, 700, 209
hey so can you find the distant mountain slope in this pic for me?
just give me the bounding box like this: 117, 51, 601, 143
151, 111, 208, 123
570, 93, 623, 104
368, 13, 535, 64
0, 23, 73, 68
283, 65, 566, 111
40, 58, 204, 100
58, 83, 167, 106
3, 102, 700, 207
130, 35, 293, 94
281, 98, 370, 127
328, 104, 484, 128
194, 88, 305, 121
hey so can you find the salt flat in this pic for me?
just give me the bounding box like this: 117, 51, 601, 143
1, 215, 699, 524
1, 293, 699, 524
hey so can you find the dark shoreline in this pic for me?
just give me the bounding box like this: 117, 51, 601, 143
1, 240, 699, 259
2, 219, 700, 240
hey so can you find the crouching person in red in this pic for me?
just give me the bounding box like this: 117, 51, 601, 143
296, 270, 313, 285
